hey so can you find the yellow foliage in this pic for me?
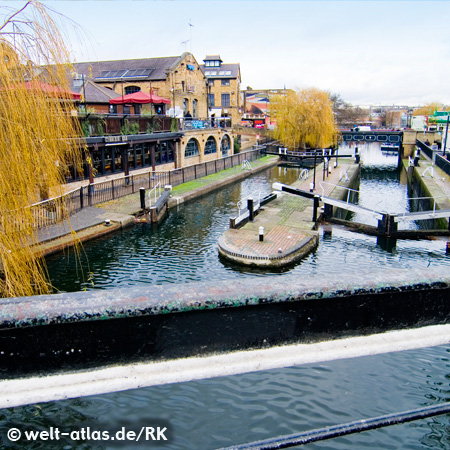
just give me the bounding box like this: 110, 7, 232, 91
413, 102, 449, 116
0, 1, 83, 297
269, 87, 339, 150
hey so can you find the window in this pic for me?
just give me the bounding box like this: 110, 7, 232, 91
109, 104, 117, 114
183, 98, 189, 114
123, 105, 131, 114
204, 136, 217, 154
156, 142, 172, 164
125, 86, 140, 95
221, 79, 230, 86
193, 99, 198, 117
221, 93, 230, 107
221, 135, 231, 156
185, 138, 199, 157
208, 93, 215, 107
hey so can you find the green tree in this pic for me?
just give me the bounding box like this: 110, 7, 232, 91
270, 87, 339, 150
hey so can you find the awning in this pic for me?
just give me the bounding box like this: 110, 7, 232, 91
110, 91, 170, 105
2, 80, 82, 100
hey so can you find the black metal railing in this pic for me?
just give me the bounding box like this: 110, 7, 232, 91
31, 147, 266, 229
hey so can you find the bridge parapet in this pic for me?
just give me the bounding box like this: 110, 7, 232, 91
340, 130, 403, 144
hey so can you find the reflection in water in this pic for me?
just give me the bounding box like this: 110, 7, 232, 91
1, 346, 450, 449
45, 148, 450, 292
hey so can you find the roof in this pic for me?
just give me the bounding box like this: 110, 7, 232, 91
80, 79, 121, 104
199, 63, 240, 79
203, 55, 222, 62
71, 55, 185, 82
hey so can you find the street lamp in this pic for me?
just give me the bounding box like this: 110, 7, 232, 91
443, 114, 449, 157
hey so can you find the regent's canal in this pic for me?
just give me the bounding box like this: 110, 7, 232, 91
2, 142, 450, 449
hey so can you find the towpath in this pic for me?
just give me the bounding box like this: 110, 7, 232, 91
34, 156, 279, 255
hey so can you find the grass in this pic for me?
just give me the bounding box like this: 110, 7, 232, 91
170, 155, 278, 196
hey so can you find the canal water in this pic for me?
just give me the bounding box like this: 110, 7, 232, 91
2, 143, 450, 449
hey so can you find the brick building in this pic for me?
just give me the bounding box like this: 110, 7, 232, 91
71, 52, 208, 118
199, 55, 241, 125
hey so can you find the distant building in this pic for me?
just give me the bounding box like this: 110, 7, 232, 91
199, 55, 241, 125
241, 88, 292, 128
71, 52, 208, 118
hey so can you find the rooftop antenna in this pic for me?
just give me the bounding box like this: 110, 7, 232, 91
181, 39, 190, 52
188, 19, 194, 53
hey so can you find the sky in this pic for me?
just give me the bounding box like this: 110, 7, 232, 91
4, 0, 450, 107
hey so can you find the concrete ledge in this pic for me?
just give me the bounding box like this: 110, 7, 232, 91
1, 267, 449, 380
218, 231, 318, 267
2, 323, 450, 409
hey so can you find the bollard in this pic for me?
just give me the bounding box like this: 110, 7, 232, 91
259, 226, 264, 242
310, 182, 314, 192
104, 219, 111, 227
140, 187, 146, 210
414, 156, 419, 167
248, 198, 254, 221
87, 183, 93, 207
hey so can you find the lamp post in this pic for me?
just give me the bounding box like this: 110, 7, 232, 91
443, 114, 449, 157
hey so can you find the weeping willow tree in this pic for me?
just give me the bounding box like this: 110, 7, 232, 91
0, 1, 83, 297
269, 87, 339, 150
413, 102, 449, 116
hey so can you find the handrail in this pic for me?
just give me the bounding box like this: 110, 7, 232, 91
422, 166, 434, 178
319, 181, 359, 204
217, 402, 450, 450
299, 168, 309, 180
242, 159, 252, 170
148, 183, 161, 207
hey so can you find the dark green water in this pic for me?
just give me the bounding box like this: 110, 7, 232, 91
2, 143, 450, 449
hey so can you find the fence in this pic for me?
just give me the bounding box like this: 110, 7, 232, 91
435, 153, 450, 177
30, 147, 265, 229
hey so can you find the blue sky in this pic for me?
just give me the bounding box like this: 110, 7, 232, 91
7, 1, 450, 106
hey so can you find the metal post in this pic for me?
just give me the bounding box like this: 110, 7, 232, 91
313, 195, 319, 222
313, 150, 317, 190
79, 187, 84, 209
140, 187, 146, 210
248, 198, 254, 221
443, 114, 449, 157
87, 184, 93, 207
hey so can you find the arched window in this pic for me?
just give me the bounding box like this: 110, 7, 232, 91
185, 138, 199, 158
125, 86, 140, 95
204, 136, 217, 155
221, 135, 231, 156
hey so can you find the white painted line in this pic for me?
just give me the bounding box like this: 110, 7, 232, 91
1, 324, 450, 409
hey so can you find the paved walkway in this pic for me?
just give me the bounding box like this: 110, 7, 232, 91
34, 156, 280, 254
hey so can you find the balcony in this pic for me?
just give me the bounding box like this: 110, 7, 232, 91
77, 114, 179, 137
181, 116, 232, 131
